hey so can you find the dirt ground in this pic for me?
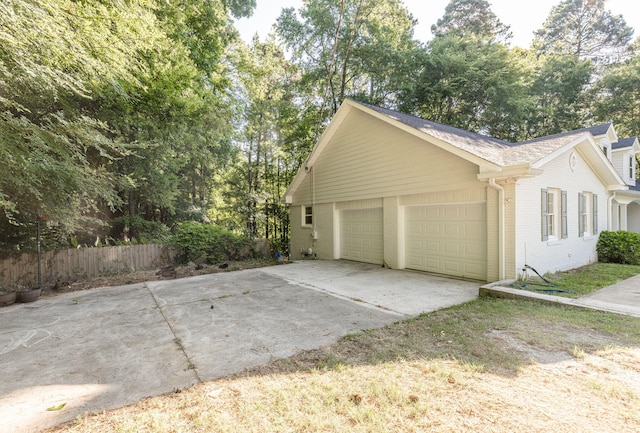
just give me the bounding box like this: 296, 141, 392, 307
40, 260, 277, 298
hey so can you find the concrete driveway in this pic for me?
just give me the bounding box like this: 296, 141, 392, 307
0, 260, 479, 432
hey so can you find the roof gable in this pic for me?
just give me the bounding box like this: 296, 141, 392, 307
284, 100, 629, 201
612, 136, 640, 152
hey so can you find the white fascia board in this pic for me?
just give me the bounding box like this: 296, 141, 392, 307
531, 134, 589, 169
532, 134, 624, 186
612, 137, 640, 153
477, 163, 543, 181
592, 124, 618, 144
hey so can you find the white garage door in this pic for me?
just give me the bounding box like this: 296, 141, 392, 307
340, 208, 384, 265
405, 203, 487, 280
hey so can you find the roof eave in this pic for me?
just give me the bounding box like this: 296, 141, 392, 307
531, 134, 625, 187
477, 163, 543, 181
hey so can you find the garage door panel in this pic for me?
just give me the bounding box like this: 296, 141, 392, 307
406, 203, 487, 280
340, 208, 383, 265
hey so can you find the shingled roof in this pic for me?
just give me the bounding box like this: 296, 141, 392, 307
356, 100, 613, 168
613, 136, 639, 150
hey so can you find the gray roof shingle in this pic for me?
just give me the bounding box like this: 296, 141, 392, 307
356, 100, 614, 167
613, 136, 638, 150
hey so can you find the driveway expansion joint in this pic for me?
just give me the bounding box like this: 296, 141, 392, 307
144, 282, 202, 383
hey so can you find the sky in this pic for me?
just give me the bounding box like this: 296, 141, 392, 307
234, 0, 640, 48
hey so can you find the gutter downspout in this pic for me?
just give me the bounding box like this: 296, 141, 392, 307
488, 178, 505, 280
607, 192, 614, 231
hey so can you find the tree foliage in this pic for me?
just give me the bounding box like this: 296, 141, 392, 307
2, 0, 640, 257
525, 54, 594, 137
592, 48, 640, 137
276, 0, 421, 115
533, 0, 634, 64
0, 0, 254, 252
431, 0, 512, 43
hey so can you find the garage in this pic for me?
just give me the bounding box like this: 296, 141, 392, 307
340, 208, 384, 265
405, 203, 487, 280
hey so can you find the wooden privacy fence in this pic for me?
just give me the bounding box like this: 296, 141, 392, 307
0, 244, 176, 289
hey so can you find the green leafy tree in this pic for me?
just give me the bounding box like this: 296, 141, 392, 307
0, 0, 254, 252
276, 0, 421, 116
400, 35, 531, 141
0, 0, 147, 250
593, 42, 640, 137
524, 54, 594, 137
533, 0, 634, 64
431, 0, 512, 43
211, 37, 311, 250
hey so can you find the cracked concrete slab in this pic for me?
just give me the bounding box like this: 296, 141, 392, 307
0, 260, 480, 432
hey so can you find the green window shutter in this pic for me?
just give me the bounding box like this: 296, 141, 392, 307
541, 189, 548, 241
578, 193, 584, 237
561, 190, 568, 239
593, 194, 598, 234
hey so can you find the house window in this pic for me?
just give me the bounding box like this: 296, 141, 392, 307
630, 156, 635, 179
541, 188, 567, 241
303, 206, 313, 226
546, 190, 556, 239
603, 146, 608, 157
578, 192, 598, 237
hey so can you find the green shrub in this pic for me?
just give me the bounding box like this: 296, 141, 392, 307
169, 222, 253, 264
597, 230, 640, 265
110, 215, 170, 243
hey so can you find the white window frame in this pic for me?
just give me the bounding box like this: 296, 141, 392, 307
302, 205, 313, 227
547, 190, 557, 240
542, 188, 566, 242
578, 192, 598, 238
629, 155, 635, 180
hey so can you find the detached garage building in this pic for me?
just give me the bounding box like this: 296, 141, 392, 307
284, 99, 637, 282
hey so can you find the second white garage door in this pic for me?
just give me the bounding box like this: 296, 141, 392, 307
405, 203, 487, 280
340, 208, 384, 265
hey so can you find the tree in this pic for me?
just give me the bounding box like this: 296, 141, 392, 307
276, 0, 421, 116
210, 36, 314, 250
593, 42, 640, 137
524, 54, 594, 137
0, 0, 254, 251
431, 0, 512, 43
400, 35, 531, 141
0, 0, 146, 250
533, 0, 634, 65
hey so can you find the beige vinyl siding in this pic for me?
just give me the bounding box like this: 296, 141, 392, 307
289, 203, 335, 260
503, 182, 517, 279
291, 109, 482, 205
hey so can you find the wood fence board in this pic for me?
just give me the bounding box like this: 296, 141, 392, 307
0, 244, 175, 288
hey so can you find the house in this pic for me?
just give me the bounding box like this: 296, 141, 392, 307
283, 99, 639, 282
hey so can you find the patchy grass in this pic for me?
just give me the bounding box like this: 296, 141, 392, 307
46, 298, 640, 433
514, 262, 640, 298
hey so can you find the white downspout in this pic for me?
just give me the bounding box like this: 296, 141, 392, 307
607, 193, 614, 231
488, 178, 505, 280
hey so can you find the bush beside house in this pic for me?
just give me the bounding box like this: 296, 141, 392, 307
597, 231, 640, 265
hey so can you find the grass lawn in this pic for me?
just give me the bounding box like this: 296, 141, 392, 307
512, 262, 640, 297
46, 297, 640, 433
